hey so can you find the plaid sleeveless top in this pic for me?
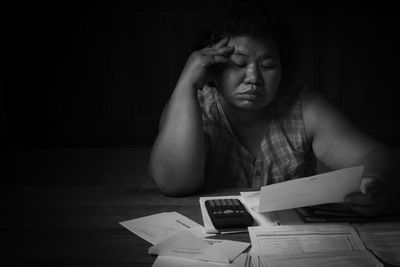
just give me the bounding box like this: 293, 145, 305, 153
198, 85, 316, 189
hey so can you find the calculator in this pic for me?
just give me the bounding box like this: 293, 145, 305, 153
205, 198, 254, 230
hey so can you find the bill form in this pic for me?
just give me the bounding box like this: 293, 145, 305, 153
249, 224, 382, 267
259, 166, 364, 212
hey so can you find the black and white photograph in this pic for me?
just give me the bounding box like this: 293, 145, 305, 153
1, 0, 400, 266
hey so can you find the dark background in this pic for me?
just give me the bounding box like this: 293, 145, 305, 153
1, 1, 400, 185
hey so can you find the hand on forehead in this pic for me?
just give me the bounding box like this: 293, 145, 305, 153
226, 36, 280, 61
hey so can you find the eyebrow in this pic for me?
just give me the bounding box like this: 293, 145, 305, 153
232, 52, 275, 60
232, 51, 248, 57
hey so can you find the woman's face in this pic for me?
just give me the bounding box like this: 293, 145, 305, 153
216, 36, 282, 111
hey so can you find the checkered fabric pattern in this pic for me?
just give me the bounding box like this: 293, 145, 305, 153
198, 85, 316, 189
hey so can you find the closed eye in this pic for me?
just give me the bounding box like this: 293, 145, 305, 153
261, 65, 275, 69
231, 59, 247, 68
230, 54, 247, 68
234, 62, 246, 68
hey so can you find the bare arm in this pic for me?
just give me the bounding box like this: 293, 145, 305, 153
303, 90, 385, 170
149, 82, 207, 196
302, 90, 399, 215
148, 38, 233, 196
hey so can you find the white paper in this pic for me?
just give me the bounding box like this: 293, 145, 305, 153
199, 195, 279, 234
152, 253, 250, 267
240, 191, 304, 226
248, 224, 366, 256
240, 191, 260, 212
148, 231, 250, 264
119, 212, 212, 245
202, 238, 250, 262
259, 166, 364, 212
249, 224, 383, 267
257, 251, 383, 267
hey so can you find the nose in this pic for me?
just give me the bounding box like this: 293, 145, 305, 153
244, 64, 263, 85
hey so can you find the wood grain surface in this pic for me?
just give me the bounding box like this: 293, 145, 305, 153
0, 186, 250, 266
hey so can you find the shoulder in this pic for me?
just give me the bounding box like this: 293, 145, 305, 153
301, 89, 332, 117
301, 89, 347, 140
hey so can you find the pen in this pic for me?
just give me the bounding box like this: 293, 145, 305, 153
176, 219, 191, 229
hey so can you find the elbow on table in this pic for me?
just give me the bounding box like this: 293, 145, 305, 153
148, 164, 204, 197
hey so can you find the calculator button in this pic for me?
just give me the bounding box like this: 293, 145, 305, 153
205, 198, 254, 230
223, 209, 234, 214
232, 199, 240, 206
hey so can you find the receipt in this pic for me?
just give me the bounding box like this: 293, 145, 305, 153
119, 212, 212, 244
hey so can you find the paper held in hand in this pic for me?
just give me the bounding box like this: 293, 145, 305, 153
259, 166, 364, 213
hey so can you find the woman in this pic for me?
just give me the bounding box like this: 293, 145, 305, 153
149, 2, 398, 216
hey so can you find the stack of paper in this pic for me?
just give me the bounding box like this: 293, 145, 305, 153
119, 166, 396, 266
149, 231, 250, 266
248, 224, 383, 267
119, 212, 251, 266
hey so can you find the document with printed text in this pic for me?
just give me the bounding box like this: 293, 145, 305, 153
249, 224, 366, 255
257, 251, 382, 267
249, 224, 382, 267
259, 166, 364, 212
119, 212, 212, 245
148, 231, 250, 264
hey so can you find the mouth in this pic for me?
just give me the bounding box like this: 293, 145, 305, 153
238, 90, 264, 100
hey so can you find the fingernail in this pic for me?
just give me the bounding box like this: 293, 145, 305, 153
360, 179, 374, 194
360, 185, 368, 194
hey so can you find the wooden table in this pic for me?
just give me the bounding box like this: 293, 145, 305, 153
0, 186, 250, 266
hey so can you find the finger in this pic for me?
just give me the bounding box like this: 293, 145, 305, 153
344, 203, 384, 217
212, 55, 231, 64
213, 37, 229, 49
344, 192, 384, 206
202, 46, 233, 56
199, 55, 229, 69
359, 176, 382, 194
217, 46, 234, 56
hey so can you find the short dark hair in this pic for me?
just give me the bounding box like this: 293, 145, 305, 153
195, 0, 302, 113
